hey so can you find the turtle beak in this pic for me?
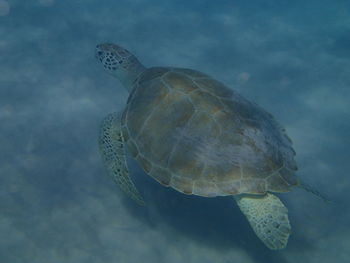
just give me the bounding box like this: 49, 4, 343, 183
95, 45, 104, 60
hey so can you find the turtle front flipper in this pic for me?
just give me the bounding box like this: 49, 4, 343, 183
99, 112, 145, 205
235, 193, 291, 250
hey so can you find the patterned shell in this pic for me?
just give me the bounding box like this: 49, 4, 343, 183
121, 67, 299, 197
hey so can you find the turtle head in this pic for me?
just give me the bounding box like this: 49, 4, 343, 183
95, 43, 146, 91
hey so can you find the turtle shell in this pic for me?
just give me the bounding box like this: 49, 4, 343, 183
121, 67, 299, 197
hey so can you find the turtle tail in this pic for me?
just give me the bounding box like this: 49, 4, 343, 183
298, 181, 331, 203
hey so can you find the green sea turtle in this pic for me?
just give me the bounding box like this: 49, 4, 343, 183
95, 43, 322, 250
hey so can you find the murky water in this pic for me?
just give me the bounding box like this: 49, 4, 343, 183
1, 1, 349, 262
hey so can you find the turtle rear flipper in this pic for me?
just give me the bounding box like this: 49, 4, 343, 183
235, 193, 291, 250
99, 112, 145, 205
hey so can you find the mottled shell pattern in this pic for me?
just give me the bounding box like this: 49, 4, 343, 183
121, 67, 299, 197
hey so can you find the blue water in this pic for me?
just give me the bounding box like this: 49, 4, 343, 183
1, 0, 349, 262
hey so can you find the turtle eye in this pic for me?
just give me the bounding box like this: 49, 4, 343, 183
98, 51, 103, 56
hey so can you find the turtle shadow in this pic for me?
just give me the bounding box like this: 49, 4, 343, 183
122, 161, 316, 262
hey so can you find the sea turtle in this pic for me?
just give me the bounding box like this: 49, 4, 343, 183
95, 43, 320, 250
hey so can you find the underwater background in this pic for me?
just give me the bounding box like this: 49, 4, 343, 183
1, 0, 349, 262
